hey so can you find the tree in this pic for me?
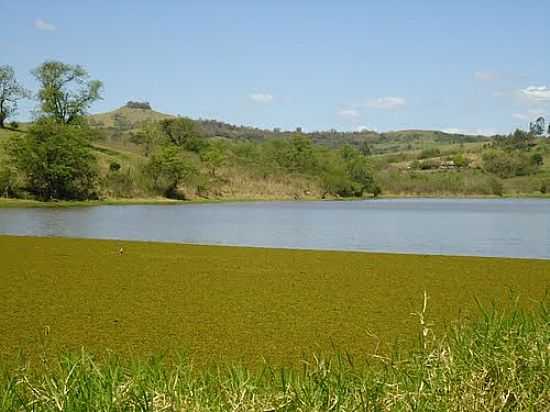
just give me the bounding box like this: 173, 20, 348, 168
32, 61, 102, 124
159, 118, 205, 152
334, 145, 379, 196
529, 117, 545, 136
359, 141, 372, 156
130, 121, 164, 157
531, 153, 544, 167
266, 135, 319, 174
494, 129, 535, 150
0, 65, 29, 128
146, 145, 198, 198
482, 149, 539, 178
6, 119, 98, 200
200, 140, 227, 177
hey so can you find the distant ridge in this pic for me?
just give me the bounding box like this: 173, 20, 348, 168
87, 104, 492, 147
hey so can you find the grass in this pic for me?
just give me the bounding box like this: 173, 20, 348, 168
0, 300, 547, 411
1, 235, 548, 367
0, 198, 186, 208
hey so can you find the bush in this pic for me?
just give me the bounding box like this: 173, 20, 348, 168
0, 164, 19, 197
6, 119, 98, 200
9, 121, 18, 129
488, 176, 504, 196
419, 159, 441, 170
531, 153, 544, 167
540, 180, 550, 194
102, 168, 140, 198
409, 159, 421, 169
109, 161, 121, 173
482, 149, 540, 178
452, 153, 470, 167
125, 101, 152, 110
418, 147, 441, 159
145, 145, 199, 198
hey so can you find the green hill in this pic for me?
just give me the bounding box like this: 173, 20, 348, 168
88, 104, 174, 129
1, 103, 548, 203
88, 103, 491, 153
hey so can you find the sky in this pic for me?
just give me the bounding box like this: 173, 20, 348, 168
2, 0, 549, 135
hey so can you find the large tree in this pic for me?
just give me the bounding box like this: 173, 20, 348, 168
0, 65, 29, 128
32, 61, 102, 124
7, 119, 98, 200
159, 118, 205, 152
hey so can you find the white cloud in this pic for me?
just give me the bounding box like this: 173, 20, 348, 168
520, 86, 550, 102
367, 96, 406, 110
33, 18, 56, 31
442, 128, 497, 137
474, 71, 498, 81
356, 125, 369, 132
337, 108, 360, 119
249, 93, 273, 103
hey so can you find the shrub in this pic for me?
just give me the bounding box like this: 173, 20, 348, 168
488, 176, 504, 196
145, 145, 199, 198
102, 168, 138, 198
482, 149, 540, 178
531, 153, 544, 167
0, 164, 19, 197
419, 159, 441, 170
6, 118, 98, 200
418, 147, 441, 159
452, 153, 470, 167
109, 161, 121, 173
540, 180, 550, 194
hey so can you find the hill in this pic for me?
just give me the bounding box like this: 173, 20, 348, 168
88, 103, 491, 154
2, 104, 548, 203
88, 103, 174, 129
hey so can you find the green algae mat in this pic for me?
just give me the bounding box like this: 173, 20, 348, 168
0, 235, 548, 364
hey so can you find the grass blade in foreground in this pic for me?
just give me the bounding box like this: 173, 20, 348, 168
1, 303, 548, 411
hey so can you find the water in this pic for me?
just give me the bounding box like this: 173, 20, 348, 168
0, 199, 549, 259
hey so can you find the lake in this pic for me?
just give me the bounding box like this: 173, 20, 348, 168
0, 198, 549, 259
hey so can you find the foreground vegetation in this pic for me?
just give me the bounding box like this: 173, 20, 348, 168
0, 301, 547, 411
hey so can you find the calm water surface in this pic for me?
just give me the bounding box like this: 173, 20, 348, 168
0, 199, 549, 259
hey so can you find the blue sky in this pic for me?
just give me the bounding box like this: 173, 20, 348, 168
2, 0, 549, 134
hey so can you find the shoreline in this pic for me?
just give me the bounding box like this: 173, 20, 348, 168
2, 233, 549, 262
1, 192, 550, 208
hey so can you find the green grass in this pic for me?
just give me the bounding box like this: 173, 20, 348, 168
88, 106, 173, 128
1, 235, 548, 367
0, 302, 547, 411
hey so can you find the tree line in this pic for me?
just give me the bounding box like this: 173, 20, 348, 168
0, 61, 381, 201
0, 61, 547, 201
